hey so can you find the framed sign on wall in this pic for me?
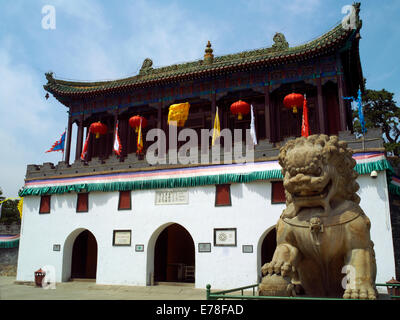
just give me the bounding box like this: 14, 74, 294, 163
242, 245, 253, 253
112, 230, 132, 246
135, 244, 144, 252
155, 189, 189, 205
198, 243, 211, 253
214, 228, 237, 247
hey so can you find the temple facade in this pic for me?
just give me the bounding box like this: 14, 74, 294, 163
17, 4, 399, 290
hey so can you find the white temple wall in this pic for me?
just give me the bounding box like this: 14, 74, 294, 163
357, 172, 396, 285
16, 173, 396, 290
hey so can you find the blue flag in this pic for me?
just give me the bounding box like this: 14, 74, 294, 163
46, 131, 66, 153
343, 89, 366, 135
356, 89, 366, 135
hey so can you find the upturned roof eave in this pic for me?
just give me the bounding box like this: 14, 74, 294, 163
44, 23, 358, 99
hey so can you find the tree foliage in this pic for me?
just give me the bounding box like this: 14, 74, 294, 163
0, 188, 21, 225
352, 88, 400, 156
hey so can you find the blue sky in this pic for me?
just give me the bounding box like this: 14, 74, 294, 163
0, 0, 399, 197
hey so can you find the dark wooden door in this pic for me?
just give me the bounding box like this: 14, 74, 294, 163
71, 230, 97, 279
154, 224, 195, 283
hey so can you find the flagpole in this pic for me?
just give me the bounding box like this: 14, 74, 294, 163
62, 127, 66, 162
343, 90, 365, 149
362, 129, 365, 151
357, 89, 366, 151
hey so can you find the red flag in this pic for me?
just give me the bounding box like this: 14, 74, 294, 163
301, 94, 310, 137
80, 132, 90, 161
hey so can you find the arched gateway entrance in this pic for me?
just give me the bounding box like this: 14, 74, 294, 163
153, 223, 195, 284
261, 227, 276, 266
257, 226, 277, 277
70, 230, 98, 279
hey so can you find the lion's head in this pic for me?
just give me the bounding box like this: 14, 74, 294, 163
278, 134, 360, 218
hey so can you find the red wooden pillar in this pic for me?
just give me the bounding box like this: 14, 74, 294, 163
157, 101, 162, 129
337, 73, 347, 132
275, 95, 281, 143
211, 91, 216, 128
336, 53, 347, 132
75, 115, 84, 161
64, 117, 72, 164
107, 116, 113, 158
127, 118, 133, 154
101, 100, 109, 159
317, 77, 327, 134
114, 110, 118, 131
264, 85, 271, 141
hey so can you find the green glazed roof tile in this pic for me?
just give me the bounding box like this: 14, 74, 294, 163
44, 20, 360, 98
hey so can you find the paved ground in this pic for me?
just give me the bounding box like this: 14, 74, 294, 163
1, 276, 393, 301
0, 276, 207, 300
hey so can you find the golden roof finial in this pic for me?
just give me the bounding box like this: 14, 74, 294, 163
204, 40, 214, 64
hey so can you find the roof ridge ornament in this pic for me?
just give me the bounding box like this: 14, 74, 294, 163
271, 33, 289, 51
42, 14, 361, 98
203, 40, 214, 64
352, 2, 362, 29
139, 58, 153, 75
341, 2, 362, 31
45, 71, 55, 83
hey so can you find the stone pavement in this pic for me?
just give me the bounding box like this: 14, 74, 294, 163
0, 276, 206, 300
0, 276, 393, 301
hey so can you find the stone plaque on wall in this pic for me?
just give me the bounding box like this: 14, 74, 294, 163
214, 228, 237, 247
198, 243, 211, 253
113, 230, 132, 246
155, 189, 189, 205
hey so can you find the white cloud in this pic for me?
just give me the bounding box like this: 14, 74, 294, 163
52, 0, 110, 31
0, 0, 225, 197
121, 1, 218, 68
41, 0, 227, 81
284, 0, 321, 14
0, 43, 66, 197
0, 130, 33, 198
1, 0, 398, 197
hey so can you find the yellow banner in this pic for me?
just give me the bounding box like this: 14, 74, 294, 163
137, 121, 143, 154
168, 102, 190, 127
212, 107, 220, 146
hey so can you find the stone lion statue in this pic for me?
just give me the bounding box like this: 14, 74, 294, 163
260, 134, 377, 299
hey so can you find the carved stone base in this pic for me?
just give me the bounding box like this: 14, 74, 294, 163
258, 274, 294, 297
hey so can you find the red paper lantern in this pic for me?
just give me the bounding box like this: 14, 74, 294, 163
283, 93, 304, 113
129, 115, 147, 132
89, 121, 108, 139
230, 100, 250, 120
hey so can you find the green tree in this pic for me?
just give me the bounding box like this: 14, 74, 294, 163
352, 88, 400, 156
0, 188, 21, 225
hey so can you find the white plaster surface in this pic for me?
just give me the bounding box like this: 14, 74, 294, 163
16, 173, 396, 290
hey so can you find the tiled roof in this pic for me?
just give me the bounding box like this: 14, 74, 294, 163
44, 19, 360, 98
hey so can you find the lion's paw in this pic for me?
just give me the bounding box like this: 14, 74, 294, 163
343, 285, 377, 300
262, 260, 293, 277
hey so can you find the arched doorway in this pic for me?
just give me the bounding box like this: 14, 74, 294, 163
154, 223, 195, 283
70, 230, 98, 279
260, 227, 277, 267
